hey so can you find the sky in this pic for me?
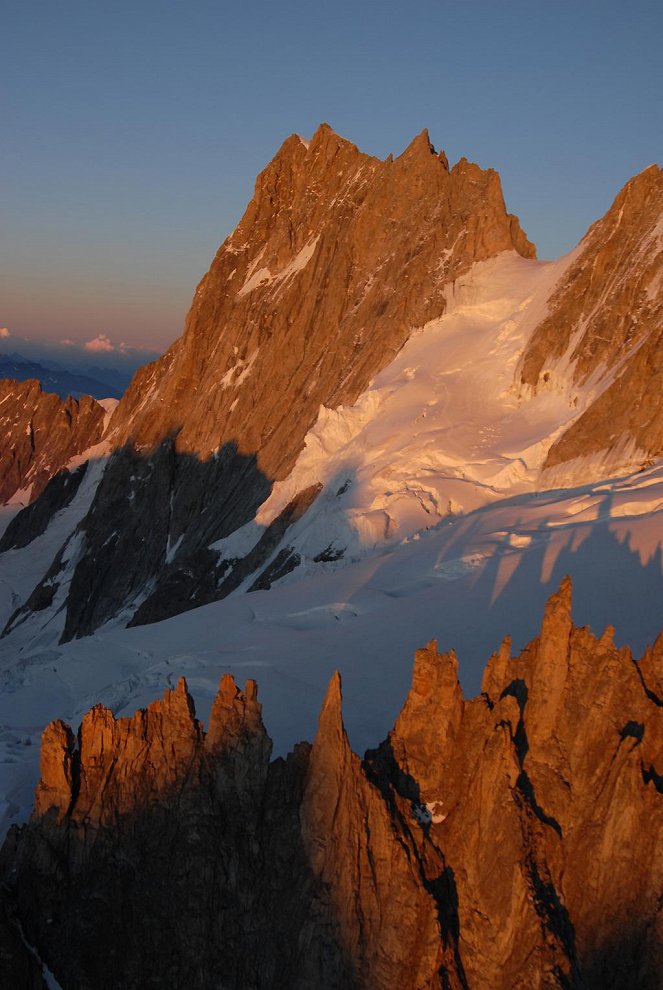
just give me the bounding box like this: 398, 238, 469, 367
2, 0, 662, 356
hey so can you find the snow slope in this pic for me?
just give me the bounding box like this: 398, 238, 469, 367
218, 250, 593, 575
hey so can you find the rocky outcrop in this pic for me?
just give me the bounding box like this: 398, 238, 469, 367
47, 125, 535, 636
0, 379, 105, 505
301, 671, 449, 988
128, 480, 322, 627
53, 440, 273, 640
2, 580, 661, 989
519, 165, 663, 475
2, 676, 358, 989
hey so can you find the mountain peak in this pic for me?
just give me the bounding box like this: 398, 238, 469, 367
207, 673, 269, 755
274, 131, 310, 160
396, 127, 445, 167
315, 670, 345, 743
308, 121, 362, 158
403, 127, 435, 155
313, 121, 337, 137
537, 575, 573, 662
521, 162, 663, 478
391, 641, 464, 793
8, 125, 538, 638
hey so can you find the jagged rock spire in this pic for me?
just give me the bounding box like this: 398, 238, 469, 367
527, 575, 573, 742
9, 583, 662, 989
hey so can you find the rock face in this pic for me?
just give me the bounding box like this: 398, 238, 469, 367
519, 164, 663, 475
2, 580, 661, 989
48, 124, 535, 637
0, 379, 105, 505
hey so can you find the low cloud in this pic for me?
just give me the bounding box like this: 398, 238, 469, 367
60, 338, 75, 346
83, 334, 136, 355
0, 327, 10, 338
84, 334, 116, 353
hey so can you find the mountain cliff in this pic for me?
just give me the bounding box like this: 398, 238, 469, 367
519, 164, 663, 479
0, 379, 106, 505
1, 581, 660, 988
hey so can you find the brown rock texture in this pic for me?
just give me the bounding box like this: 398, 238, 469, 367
377, 577, 663, 988
519, 165, 663, 474
0, 379, 105, 505
2, 580, 661, 989
108, 124, 535, 473
301, 672, 449, 989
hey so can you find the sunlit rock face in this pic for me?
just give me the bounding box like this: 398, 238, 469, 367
520, 164, 663, 477
108, 124, 534, 470
2, 581, 661, 989
0, 379, 105, 505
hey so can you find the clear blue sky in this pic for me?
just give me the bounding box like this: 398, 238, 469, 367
2, 0, 661, 352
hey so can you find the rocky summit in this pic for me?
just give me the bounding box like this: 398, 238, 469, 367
109, 125, 535, 466
0, 580, 661, 989
75, 124, 534, 633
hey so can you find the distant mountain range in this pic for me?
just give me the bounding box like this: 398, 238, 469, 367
0, 350, 129, 399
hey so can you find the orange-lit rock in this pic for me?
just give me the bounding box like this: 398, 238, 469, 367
0, 378, 105, 505
2, 592, 661, 988
108, 124, 534, 470
520, 164, 663, 475
33, 719, 75, 823
302, 671, 450, 988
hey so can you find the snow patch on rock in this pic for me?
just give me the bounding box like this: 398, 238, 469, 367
238, 237, 319, 297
